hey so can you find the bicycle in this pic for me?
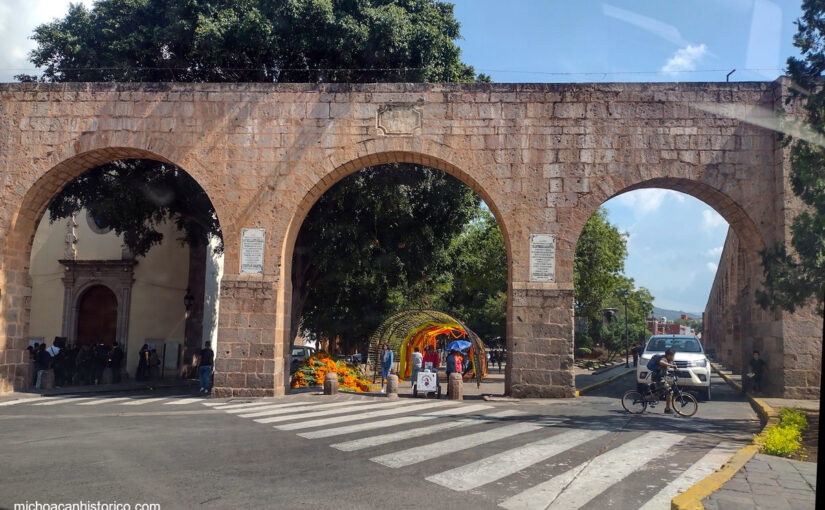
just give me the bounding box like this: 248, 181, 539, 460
621, 369, 698, 417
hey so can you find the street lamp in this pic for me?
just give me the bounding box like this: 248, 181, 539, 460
621, 289, 630, 368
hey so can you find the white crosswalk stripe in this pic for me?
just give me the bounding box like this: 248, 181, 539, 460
299, 403, 494, 440
371, 421, 542, 468
201, 401, 227, 407
119, 397, 170, 406
255, 399, 420, 425
427, 428, 611, 491
238, 400, 374, 418
164, 397, 205, 405
77, 397, 133, 406
209, 401, 278, 411
331, 409, 526, 452
32, 397, 97, 406
0, 398, 42, 407
499, 431, 685, 510
638, 442, 739, 510
275, 400, 452, 431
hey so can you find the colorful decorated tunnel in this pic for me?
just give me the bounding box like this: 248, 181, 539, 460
368, 310, 487, 387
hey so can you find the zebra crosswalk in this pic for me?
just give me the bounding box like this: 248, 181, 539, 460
205, 396, 740, 509
0, 394, 206, 408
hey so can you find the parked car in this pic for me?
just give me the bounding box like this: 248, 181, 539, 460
637, 334, 711, 400
291, 346, 316, 371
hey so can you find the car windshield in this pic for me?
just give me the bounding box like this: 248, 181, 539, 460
291, 348, 307, 356
646, 337, 703, 353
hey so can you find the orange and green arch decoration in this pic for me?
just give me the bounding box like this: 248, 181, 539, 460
368, 310, 487, 387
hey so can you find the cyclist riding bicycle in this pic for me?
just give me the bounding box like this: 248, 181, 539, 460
650, 348, 678, 414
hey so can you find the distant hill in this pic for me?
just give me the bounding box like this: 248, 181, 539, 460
652, 306, 701, 321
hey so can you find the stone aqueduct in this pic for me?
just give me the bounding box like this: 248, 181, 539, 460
0, 80, 821, 399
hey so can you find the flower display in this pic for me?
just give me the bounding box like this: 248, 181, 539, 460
290, 352, 375, 393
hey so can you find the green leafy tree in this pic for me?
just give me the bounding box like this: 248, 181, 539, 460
574, 207, 628, 345
757, 0, 825, 314
601, 277, 655, 360
294, 165, 480, 353
442, 208, 507, 343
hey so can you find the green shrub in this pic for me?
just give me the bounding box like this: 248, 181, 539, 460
779, 408, 807, 431
576, 347, 592, 358
762, 425, 802, 457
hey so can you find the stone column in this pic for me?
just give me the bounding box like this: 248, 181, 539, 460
508, 287, 575, 398
212, 275, 279, 397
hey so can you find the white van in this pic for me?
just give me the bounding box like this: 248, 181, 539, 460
637, 334, 711, 400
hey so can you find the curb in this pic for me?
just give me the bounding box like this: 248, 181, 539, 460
670, 363, 778, 510
574, 367, 635, 397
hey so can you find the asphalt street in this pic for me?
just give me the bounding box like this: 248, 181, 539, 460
0, 372, 758, 510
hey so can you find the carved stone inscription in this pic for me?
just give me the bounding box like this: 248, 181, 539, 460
377, 104, 422, 135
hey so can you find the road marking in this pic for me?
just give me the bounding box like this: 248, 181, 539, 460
499, 431, 685, 510
164, 397, 205, 405
29, 396, 79, 405
77, 397, 132, 406
201, 401, 226, 407
427, 428, 610, 491
255, 400, 418, 425
638, 442, 740, 510
32, 397, 98, 406
119, 398, 170, 406
331, 410, 526, 452
209, 401, 277, 411
371, 421, 542, 468
0, 398, 42, 407
238, 400, 374, 418
298, 404, 494, 439
275, 400, 452, 431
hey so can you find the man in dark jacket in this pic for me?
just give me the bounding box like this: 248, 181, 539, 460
109, 343, 124, 384
34, 344, 51, 389
199, 341, 214, 393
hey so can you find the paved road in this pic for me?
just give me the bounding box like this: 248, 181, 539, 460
0, 372, 757, 510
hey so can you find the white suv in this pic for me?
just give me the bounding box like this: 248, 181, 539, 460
637, 334, 711, 400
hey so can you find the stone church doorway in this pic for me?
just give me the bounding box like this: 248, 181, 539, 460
76, 285, 118, 348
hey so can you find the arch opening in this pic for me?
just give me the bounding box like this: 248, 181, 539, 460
2, 149, 224, 391
279, 154, 511, 394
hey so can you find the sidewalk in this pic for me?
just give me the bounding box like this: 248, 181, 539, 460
697, 363, 818, 510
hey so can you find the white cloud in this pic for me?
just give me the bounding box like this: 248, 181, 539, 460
706, 262, 718, 272
615, 189, 685, 216
0, 0, 95, 83
706, 246, 723, 257
661, 43, 708, 75
701, 209, 727, 231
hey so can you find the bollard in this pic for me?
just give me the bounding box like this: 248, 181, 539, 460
323, 372, 338, 395
386, 374, 399, 399
42, 369, 55, 390
448, 373, 463, 400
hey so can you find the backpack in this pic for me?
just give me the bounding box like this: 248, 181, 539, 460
646, 354, 663, 371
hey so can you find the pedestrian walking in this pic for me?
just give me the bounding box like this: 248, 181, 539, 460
34, 343, 51, 389
109, 342, 124, 384
410, 347, 423, 392
380, 343, 393, 390
136, 344, 150, 381
199, 341, 214, 393
748, 350, 767, 394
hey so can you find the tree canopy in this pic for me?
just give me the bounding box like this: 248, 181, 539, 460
757, 0, 825, 314
19, 0, 477, 83
574, 207, 628, 342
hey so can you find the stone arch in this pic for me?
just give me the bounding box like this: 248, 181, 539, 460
0, 139, 224, 392
273, 140, 513, 391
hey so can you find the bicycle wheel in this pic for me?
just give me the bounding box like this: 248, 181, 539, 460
673, 391, 698, 417
621, 390, 647, 414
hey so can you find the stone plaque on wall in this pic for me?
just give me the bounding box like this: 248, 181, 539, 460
529, 234, 556, 282
240, 228, 265, 274
377, 105, 422, 135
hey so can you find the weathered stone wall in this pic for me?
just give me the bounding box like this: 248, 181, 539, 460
0, 80, 819, 398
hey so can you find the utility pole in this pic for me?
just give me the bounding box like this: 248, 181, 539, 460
622, 290, 629, 368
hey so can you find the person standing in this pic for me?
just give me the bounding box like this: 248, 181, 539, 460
422, 345, 440, 371
410, 347, 423, 391
380, 343, 393, 390
631, 343, 641, 367
199, 341, 214, 393
136, 344, 150, 381
109, 342, 124, 384
34, 343, 51, 390
749, 350, 767, 394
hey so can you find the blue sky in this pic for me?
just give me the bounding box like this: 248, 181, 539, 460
0, 0, 806, 312
450, 0, 803, 313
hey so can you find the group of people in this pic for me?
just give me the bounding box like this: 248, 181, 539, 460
28, 338, 124, 389
488, 349, 505, 373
